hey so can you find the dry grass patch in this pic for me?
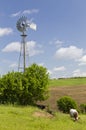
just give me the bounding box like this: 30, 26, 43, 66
33, 110, 53, 118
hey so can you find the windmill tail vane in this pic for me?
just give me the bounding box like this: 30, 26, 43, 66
26, 21, 37, 31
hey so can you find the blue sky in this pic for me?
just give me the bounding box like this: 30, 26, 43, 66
0, 0, 86, 78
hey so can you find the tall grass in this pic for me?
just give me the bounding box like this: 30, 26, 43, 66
49, 77, 86, 87
0, 105, 86, 130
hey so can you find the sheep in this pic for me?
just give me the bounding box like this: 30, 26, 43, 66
69, 109, 79, 121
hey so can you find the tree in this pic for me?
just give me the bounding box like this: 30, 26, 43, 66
57, 96, 78, 113
0, 63, 49, 105
0, 71, 23, 104
21, 63, 49, 105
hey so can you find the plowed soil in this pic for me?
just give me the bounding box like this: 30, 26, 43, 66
39, 85, 86, 111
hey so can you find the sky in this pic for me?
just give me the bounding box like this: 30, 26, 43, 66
0, 0, 86, 78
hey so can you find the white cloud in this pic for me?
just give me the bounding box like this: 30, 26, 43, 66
2, 41, 43, 56
53, 66, 66, 72
27, 41, 43, 56
48, 66, 66, 79
0, 28, 13, 37
11, 11, 21, 17
55, 46, 83, 60
72, 69, 86, 77
55, 40, 64, 46
9, 63, 18, 68
11, 9, 39, 17
2, 42, 20, 52
49, 39, 64, 48
78, 55, 86, 66
23, 9, 39, 14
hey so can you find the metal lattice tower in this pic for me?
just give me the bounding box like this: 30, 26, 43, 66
16, 16, 36, 72
18, 33, 28, 72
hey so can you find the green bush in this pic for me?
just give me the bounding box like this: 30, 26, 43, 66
80, 104, 86, 113
23, 63, 49, 105
0, 63, 49, 105
0, 71, 22, 104
57, 96, 78, 113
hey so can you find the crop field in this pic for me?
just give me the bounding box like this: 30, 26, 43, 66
42, 77, 86, 111
44, 85, 86, 111
49, 77, 86, 87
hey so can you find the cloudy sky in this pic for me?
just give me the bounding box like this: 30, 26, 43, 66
0, 0, 86, 78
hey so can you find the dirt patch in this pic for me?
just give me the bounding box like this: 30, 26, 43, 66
33, 111, 53, 118
39, 85, 86, 111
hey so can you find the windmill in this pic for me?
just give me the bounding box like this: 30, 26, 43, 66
16, 16, 36, 72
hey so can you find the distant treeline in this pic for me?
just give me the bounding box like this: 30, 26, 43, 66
58, 77, 86, 80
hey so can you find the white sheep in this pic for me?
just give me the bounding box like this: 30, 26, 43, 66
70, 109, 79, 121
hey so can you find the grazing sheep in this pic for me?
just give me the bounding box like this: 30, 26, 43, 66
70, 109, 79, 121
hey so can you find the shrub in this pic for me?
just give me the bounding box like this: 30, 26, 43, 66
0, 63, 49, 105
23, 63, 49, 105
80, 104, 86, 113
0, 72, 22, 104
57, 96, 78, 113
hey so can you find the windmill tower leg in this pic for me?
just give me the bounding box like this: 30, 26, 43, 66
18, 33, 27, 72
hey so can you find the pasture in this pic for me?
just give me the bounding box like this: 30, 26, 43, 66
0, 105, 86, 130
0, 77, 86, 130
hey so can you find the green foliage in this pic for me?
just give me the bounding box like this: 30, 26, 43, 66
0, 71, 22, 104
80, 104, 86, 113
57, 96, 78, 113
0, 63, 49, 105
23, 63, 49, 104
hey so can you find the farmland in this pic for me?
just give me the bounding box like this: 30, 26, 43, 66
0, 77, 86, 130
42, 77, 86, 111
49, 77, 86, 87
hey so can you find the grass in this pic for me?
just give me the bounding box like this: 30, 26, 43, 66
0, 105, 86, 130
49, 77, 86, 87
0, 78, 86, 130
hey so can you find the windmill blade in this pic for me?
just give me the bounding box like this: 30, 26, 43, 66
16, 16, 28, 32
29, 23, 37, 31
17, 16, 37, 32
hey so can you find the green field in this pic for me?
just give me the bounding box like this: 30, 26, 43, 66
0, 78, 86, 130
0, 105, 86, 130
49, 77, 86, 87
